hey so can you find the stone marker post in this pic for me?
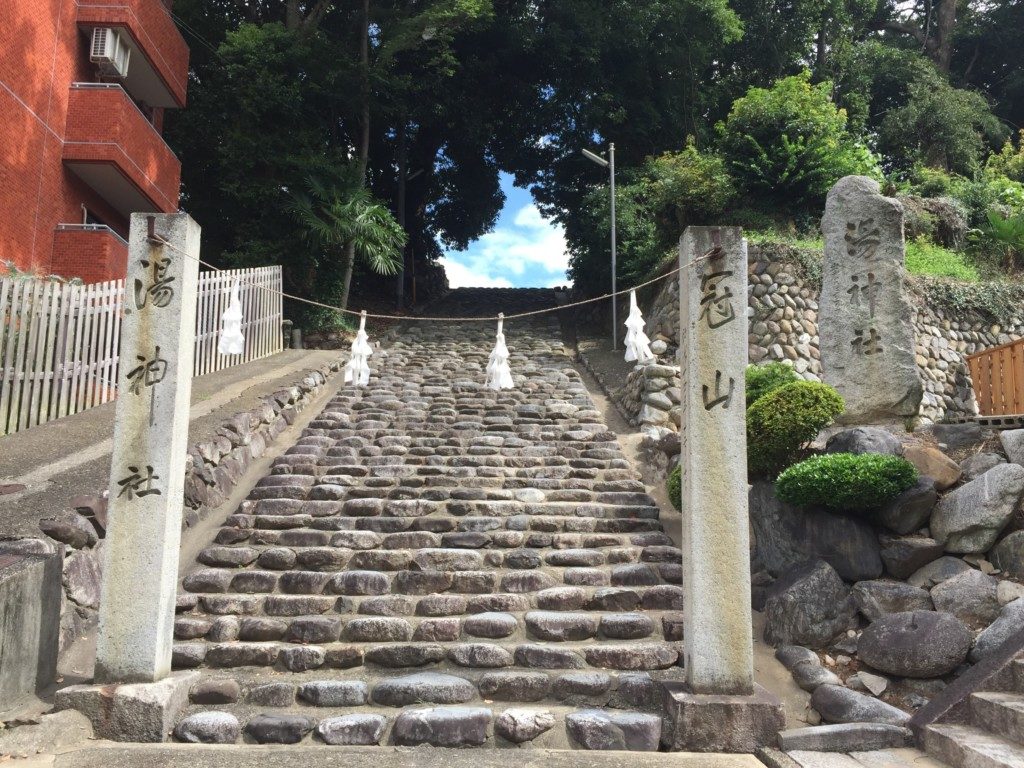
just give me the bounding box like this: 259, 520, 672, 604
820, 176, 922, 423
95, 213, 200, 684
663, 226, 784, 753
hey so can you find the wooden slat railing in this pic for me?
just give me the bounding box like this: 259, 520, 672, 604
0, 266, 284, 436
967, 336, 1024, 416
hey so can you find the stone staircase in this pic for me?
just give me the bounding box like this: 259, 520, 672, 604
921, 654, 1024, 768
169, 288, 686, 749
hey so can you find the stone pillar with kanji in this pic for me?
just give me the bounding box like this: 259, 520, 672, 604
820, 176, 922, 423
95, 213, 200, 683
662, 226, 784, 753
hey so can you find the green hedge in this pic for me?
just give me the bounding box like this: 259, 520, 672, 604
747, 381, 845, 476
775, 452, 919, 510
746, 362, 799, 407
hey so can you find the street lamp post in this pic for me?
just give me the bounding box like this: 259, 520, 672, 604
582, 143, 617, 350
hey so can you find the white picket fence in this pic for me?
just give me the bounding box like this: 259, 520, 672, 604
0, 266, 283, 436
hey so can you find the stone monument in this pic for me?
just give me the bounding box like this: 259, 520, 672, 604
820, 176, 922, 423
663, 226, 784, 752
94, 213, 201, 684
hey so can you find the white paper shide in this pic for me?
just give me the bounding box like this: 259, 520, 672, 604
624, 289, 655, 364
345, 310, 373, 387
485, 313, 514, 390
217, 278, 245, 356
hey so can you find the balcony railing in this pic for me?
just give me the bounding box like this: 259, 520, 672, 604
63, 83, 181, 215
52, 224, 130, 282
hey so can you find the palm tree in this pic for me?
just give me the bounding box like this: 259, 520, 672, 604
292, 175, 406, 310
983, 209, 1024, 274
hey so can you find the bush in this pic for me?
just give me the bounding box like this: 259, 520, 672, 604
904, 237, 980, 281
745, 362, 799, 407
747, 381, 845, 477
646, 138, 736, 229
718, 71, 880, 210
775, 453, 919, 511
987, 131, 1024, 184
667, 465, 681, 511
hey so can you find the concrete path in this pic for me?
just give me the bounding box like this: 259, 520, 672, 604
0, 350, 340, 540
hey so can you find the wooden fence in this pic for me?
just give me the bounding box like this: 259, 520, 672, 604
967, 336, 1024, 417
0, 266, 283, 436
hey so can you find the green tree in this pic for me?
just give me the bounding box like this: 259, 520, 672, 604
292, 175, 407, 310
718, 72, 879, 209
878, 77, 1005, 176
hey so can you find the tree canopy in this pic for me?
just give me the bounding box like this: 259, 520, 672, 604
165, 0, 1024, 320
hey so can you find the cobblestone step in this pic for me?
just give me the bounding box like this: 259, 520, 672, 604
173, 701, 666, 748
173, 639, 685, 672
176, 608, 683, 641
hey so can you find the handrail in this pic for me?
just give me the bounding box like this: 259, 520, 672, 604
55, 223, 129, 247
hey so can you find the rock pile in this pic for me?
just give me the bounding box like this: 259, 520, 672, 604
756, 423, 1024, 726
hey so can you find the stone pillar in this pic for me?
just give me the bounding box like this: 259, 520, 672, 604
663, 226, 784, 753
95, 213, 200, 684
678, 226, 753, 694
820, 176, 922, 423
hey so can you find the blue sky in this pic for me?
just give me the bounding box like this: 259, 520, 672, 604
439, 173, 570, 288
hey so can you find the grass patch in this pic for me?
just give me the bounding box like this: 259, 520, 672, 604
905, 237, 980, 281
745, 230, 824, 251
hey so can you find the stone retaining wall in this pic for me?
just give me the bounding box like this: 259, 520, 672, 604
617, 243, 1024, 429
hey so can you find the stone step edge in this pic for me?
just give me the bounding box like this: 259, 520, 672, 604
922, 723, 1024, 768
55, 743, 763, 767
970, 692, 1024, 744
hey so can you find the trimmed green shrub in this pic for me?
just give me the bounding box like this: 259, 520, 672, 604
667, 465, 681, 511
745, 362, 799, 407
747, 381, 845, 477
775, 452, 919, 511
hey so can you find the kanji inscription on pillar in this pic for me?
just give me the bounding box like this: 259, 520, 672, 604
820, 176, 922, 423
677, 226, 754, 696
95, 213, 201, 684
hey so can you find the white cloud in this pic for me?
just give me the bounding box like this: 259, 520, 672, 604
439, 256, 514, 288
513, 203, 547, 229
439, 201, 570, 287
464, 206, 569, 278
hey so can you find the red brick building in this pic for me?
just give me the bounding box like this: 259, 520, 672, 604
1, 0, 189, 283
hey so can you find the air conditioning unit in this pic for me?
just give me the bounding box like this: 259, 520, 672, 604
90, 28, 131, 78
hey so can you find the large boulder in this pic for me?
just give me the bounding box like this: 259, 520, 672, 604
810, 685, 911, 727
924, 423, 993, 452
880, 536, 944, 580
991, 531, 1024, 580
902, 444, 961, 491
763, 561, 858, 649
929, 569, 1000, 626
750, 483, 883, 582
930, 464, 1024, 554
858, 611, 972, 678
1001, 429, 1024, 466
875, 478, 938, 535
907, 556, 972, 589
851, 581, 932, 621
970, 599, 1024, 661
825, 428, 902, 456
961, 453, 1006, 481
